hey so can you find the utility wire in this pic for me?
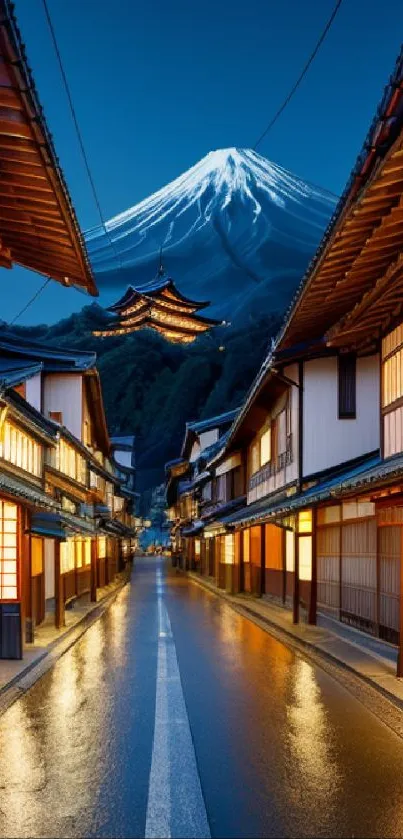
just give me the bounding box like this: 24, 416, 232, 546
40, 0, 123, 271
253, 0, 344, 152
10, 277, 51, 326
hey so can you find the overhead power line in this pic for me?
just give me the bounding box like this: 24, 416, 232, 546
41, 0, 123, 271
253, 0, 344, 152
10, 277, 51, 325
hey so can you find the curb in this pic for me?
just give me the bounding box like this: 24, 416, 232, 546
187, 572, 403, 714
0, 572, 130, 717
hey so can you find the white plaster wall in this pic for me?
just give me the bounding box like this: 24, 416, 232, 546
199, 429, 219, 452
43, 374, 83, 440
25, 373, 42, 412
303, 355, 380, 478
44, 538, 55, 600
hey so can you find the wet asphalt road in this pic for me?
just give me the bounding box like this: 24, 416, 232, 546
2, 559, 403, 838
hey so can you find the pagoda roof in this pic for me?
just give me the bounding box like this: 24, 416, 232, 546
108, 277, 211, 312
0, 1, 97, 295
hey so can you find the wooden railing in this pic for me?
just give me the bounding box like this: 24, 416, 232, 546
248, 434, 293, 491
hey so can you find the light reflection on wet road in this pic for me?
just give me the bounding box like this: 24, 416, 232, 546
1, 558, 403, 837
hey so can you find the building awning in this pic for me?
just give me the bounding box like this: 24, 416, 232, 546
30, 511, 96, 539
0, 472, 60, 510
202, 495, 247, 525
30, 512, 65, 539
182, 521, 204, 537
223, 456, 381, 527
101, 518, 135, 538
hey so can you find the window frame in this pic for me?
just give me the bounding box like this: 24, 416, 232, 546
338, 354, 357, 420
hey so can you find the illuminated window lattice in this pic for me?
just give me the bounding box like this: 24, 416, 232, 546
0, 501, 18, 600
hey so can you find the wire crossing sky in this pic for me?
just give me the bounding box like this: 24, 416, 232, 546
6, 0, 403, 324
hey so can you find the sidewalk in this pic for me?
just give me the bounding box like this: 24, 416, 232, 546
0, 569, 130, 715
188, 571, 403, 709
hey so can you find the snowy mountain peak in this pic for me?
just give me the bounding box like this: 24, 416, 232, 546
85, 149, 337, 322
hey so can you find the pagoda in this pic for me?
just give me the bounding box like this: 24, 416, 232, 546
93, 262, 222, 344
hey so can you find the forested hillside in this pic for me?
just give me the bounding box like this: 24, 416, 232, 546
2, 303, 280, 490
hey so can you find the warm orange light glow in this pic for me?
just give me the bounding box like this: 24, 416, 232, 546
0, 501, 18, 600
298, 510, 312, 533
0, 421, 41, 477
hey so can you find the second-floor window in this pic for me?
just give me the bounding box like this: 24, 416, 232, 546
0, 421, 41, 477
260, 427, 271, 465
249, 396, 291, 477
52, 439, 87, 484
338, 354, 356, 419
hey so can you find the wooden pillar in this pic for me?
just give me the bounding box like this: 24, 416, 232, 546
22, 509, 34, 644
398, 531, 403, 677
293, 532, 299, 624
308, 509, 317, 625
54, 540, 65, 629
90, 538, 97, 602
376, 523, 381, 637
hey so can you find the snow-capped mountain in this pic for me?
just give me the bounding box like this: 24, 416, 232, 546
85, 148, 337, 321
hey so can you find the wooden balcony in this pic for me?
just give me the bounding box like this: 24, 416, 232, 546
248, 435, 293, 491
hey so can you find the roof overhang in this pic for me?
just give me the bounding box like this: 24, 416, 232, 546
275, 47, 403, 354
0, 1, 97, 295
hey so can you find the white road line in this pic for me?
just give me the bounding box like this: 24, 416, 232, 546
145, 568, 210, 839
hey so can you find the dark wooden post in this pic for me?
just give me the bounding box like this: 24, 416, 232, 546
90, 538, 97, 602
376, 522, 381, 637
308, 509, 317, 625
398, 530, 403, 677
54, 540, 65, 629
293, 532, 299, 624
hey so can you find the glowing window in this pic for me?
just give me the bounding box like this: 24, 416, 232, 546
60, 540, 75, 574
298, 510, 312, 533
299, 535, 312, 581
98, 536, 106, 560
243, 529, 250, 563
194, 539, 201, 557
286, 530, 294, 573
224, 533, 234, 565
0, 421, 41, 477
260, 427, 271, 466
0, 501, 18, 600
31, 537, 43, 577
75, 539, 83, 569
84, 539, 92, 567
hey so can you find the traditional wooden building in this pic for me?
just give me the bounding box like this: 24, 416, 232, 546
170, 47, 403, 676
93, 268, 221, 343
165, 409, 243, 574
0, 333, 138, 659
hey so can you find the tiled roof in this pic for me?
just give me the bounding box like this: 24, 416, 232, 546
186, 408, 239, 434
0, 331, 96, 371
0, 471, 59, 510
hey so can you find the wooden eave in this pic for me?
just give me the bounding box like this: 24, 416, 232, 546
276, 54, 403, 351
280, 132, 403, 348
0, 1, 97, 295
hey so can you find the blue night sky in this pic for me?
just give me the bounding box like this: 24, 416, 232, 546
7, 0, 403, 324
